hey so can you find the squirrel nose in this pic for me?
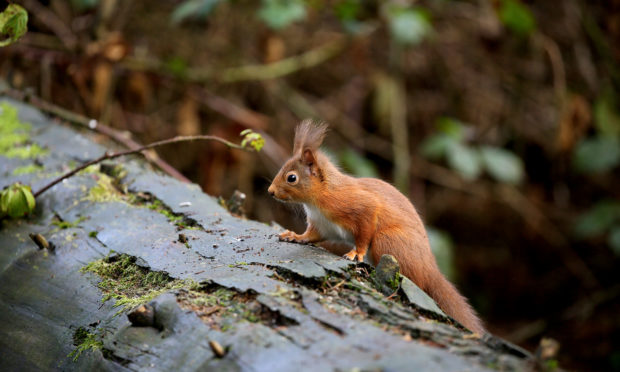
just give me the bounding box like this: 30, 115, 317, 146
268, 185, 275, 197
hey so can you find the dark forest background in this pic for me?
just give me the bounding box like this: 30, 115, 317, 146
1, 0, 619, 370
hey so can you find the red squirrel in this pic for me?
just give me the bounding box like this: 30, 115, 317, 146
267, 120, 485, 334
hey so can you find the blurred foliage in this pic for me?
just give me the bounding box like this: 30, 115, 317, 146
573, 136, 620, 173
386, 5, 432, 46
573, 88, 620, 173
478, 146, 524, 185
0, 4, 28, 47
594, 89, 620, 137
427, 227, 455, 281
498, 0, 536, 36
421, 118, 524, 184
69, 0, 99, 11
171, 0, 308, 29
171, 0, 224, 25
339, 148, 379, 178
258, 0, 307, 30
164, 56, 189, 78
575, 201, 620, 255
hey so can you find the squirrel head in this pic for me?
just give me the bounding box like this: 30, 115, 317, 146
268, 120, 328, 203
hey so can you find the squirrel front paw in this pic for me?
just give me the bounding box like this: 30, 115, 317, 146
343, 249, 364, 262
279, 230, 307, 243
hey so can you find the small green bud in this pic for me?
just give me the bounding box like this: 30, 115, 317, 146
0, 183, 36, 218
240, 129, 264, 152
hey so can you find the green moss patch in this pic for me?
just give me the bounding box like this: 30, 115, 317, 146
12, 164, 44, 175
68, 327, 103, 362
76, 163, 199, 231
52, 216, 86, 230
176, 285, 298, 332
140, 196, 200, 230
0, 102, 48, 159
81, 253, 292, 332
80, 253, 191, 315
84, 171, 127, 203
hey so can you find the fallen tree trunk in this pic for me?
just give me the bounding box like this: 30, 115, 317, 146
0, 98, 535, 371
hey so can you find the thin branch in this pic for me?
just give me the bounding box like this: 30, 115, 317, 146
33, 135, 248, 198
537, 33, 566, 103
1, 88, 191, 183
122, 36, 348, 83
187, 87, 270, 130
21, 0, 78, 50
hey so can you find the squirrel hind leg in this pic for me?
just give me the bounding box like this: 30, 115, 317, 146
342, 244, 369, 262
343, 249, 364, 262
345, 233, 372, 262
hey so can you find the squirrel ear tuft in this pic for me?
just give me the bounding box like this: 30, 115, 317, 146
302, 148, 323, 180
293, 119, 328, 155
302, 148, 315, 166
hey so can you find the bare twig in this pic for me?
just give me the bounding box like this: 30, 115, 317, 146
122, 36, 348, 83
33, 134, 249, 198
1, 88, 191, 183
187, 87, 270, 130
537, 33, 566, 102
21, 0, 78, 50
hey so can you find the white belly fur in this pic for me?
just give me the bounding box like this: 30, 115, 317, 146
303, 204, 354, 244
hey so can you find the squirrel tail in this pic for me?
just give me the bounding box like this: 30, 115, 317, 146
370, 232, 486, 334
425, 271, 486, 334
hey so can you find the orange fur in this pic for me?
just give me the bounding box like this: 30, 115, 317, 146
268, 121, 485, 334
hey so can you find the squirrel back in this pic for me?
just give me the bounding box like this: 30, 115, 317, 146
268, 120, 485, 334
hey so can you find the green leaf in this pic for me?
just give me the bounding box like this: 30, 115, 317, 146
437, 117, 465, 140
420, 134, 456, 160
339, 148, 379, 178
69, 0, 99, 11
171, 0, 223, 24
334, 0, 360, 21
479, 146, 525, 184
609, 226, 620, 256
575, 201, 620, 238
258, 0, 307, 30
427, 227, 455, 281
499, 0, 536, 36
593, 91, 620, 138
608, 226, 620, 256
388, 7, 432, 45
334, 0, 367, 34
0, 4, 28, 47
164, 57, 189, 78
420, 117, 466, 160
447, 142, 481, 180
573, 137, 620, 173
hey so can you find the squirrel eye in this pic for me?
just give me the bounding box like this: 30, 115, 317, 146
286, 172, 298, 184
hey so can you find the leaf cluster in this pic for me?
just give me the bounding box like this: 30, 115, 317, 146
420, 117, 525, 185
0, 4, 28, 47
